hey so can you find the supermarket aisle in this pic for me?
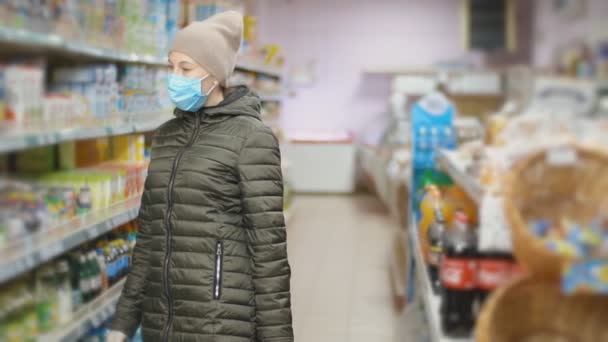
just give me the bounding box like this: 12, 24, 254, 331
287, 195, 397, 342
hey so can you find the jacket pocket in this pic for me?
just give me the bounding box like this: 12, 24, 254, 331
213, 240, 224, 300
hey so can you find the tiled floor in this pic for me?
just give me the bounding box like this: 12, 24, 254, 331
287, 195, 398, 342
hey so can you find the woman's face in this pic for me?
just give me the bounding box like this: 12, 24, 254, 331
168, 51, 218, 93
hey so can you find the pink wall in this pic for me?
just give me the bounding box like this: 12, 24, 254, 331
255, 0, 464, 137
534, 0, 608, 67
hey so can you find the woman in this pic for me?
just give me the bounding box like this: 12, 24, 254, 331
109, 11, 294, 342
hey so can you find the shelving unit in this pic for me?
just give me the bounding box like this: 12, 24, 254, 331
37, 278, 126, 342
0, 111, 172, 154
0, 27, 168, 65
0, 197, 141, 285
409, 223, 473, 342
436, 149, 483, 204
0, 27, 281, 76
0, 14, 289, 338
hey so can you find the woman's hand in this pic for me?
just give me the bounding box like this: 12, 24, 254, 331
107, 330, 128, 342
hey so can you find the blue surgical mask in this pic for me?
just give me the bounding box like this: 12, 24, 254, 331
167, 73, 218, 112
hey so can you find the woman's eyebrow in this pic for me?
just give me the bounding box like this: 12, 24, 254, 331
179, 61, 196, 67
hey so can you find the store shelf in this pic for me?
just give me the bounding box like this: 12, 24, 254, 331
0, 27, 168, 65
0, 196, 141, 285
409, 223, 472, 342
0, 27, 286, 78
436, 149, 483, 204
37, 278, 126, 342
236, 59, 282, 78
0, 111, 172, 153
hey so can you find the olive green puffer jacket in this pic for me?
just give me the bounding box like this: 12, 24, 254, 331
111, 86, 293, 342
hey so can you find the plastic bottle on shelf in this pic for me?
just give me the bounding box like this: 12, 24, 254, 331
427, 205, 447, 294
56, 260, 73, 325
419, 185, 440, 251
117, 239, 129, 277
443, 185, 478, 225
35, 264, 59, 333
97, 248, 109, 291
79, 253, 92, 303
419, 185, 454, 262
88, 251, 102, 299
105, 246, 117, 286
114, 242, 124, 282
1, 280, 37, 342
77, 184, 93, 214
440, 210, 478, 337
476, 251, 514, 305
67, 253, 82, 310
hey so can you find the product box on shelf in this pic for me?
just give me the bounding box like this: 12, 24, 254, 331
0, 0, 178, 57
0, 132, 149, 246
51, 64, 120, 122
0, 59, 169, 132
410, 92, 457, 219
2, 61, 45, 126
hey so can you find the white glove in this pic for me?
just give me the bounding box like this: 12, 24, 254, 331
107, 330, 128, 342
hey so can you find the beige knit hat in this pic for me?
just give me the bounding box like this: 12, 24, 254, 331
170, 11, 243, 86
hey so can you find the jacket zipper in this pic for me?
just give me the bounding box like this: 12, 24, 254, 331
161, 115, 202, 342
213, 240, 224, 300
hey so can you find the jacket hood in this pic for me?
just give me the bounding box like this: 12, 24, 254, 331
174, 85, 261, 121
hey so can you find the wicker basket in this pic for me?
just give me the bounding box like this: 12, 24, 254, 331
476, 275, 608, 342
503, 144, 608, 279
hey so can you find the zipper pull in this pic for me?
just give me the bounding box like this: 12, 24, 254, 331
216, 241, 223, 255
